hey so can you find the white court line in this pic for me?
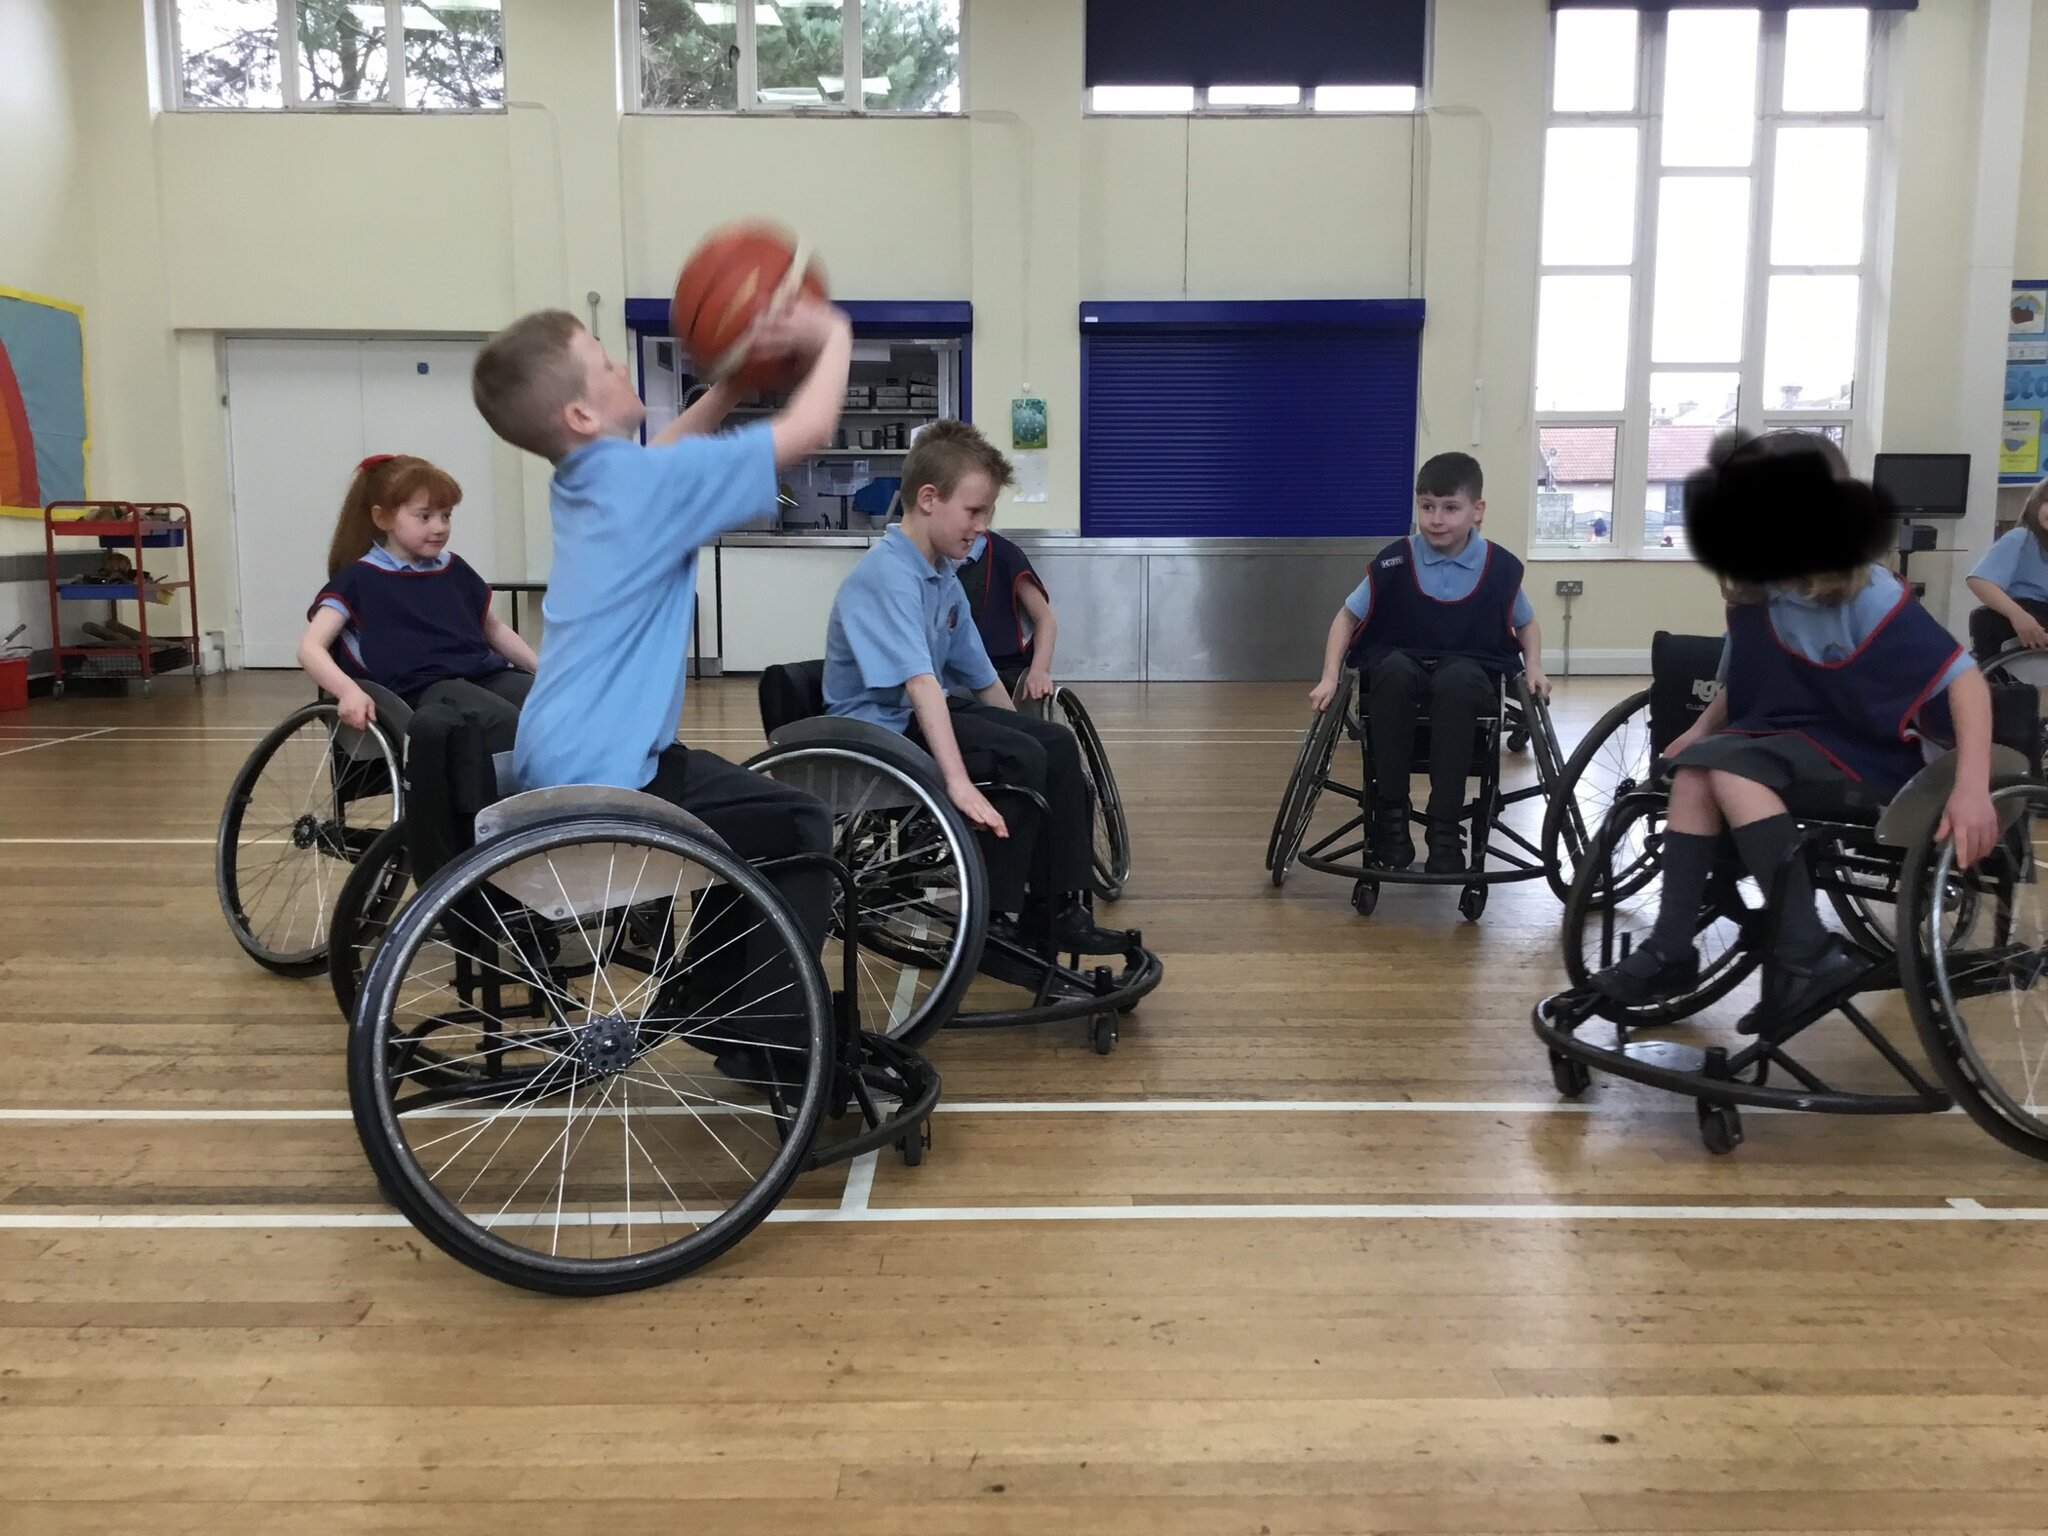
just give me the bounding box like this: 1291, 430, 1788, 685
4, 1200, 2047, 1232
0, 727, 115, 758
839, 1151, 880, 1212
0, 843, 214, 856
0, 1098, 1929, 1122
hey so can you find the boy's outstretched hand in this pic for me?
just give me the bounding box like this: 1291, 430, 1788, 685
1938, 781, 1999, 869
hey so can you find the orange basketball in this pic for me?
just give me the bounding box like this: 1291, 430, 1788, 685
671, 221, 829, 393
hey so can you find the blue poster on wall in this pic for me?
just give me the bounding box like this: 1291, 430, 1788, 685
2004, 281, 2048, 486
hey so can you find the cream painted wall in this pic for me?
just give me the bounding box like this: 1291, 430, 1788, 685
19, 0, 2045, 666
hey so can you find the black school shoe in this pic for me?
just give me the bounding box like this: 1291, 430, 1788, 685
1370, 805, 1416, 870
1424, 818, 1466, 875
1052, 897, 1139, 958
1736, 934, 1868, 1036
1589, 937, 1701, 1007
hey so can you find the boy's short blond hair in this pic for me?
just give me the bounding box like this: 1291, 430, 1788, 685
901, 420, 1015, 511
473, 310, 586, 461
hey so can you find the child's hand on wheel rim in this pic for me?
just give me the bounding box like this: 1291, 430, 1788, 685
947, 779, 1008, 838
1308, 676, 1340, 713
1938, 782, 1999, 868
337, 687, 377, 732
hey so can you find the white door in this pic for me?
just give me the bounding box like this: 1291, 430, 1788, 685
226, 338, 492, 668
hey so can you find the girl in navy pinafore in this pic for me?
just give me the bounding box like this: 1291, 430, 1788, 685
1591, 432, 1999, 1028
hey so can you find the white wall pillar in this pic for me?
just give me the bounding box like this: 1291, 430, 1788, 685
1945, 0, 2033, 621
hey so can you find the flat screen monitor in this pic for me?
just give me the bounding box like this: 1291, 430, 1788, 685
1872, 452, 1970, 519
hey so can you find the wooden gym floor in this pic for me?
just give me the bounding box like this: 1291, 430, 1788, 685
3, 671, 2047, 1534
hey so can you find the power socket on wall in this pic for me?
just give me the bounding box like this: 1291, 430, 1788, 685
1554, 579, 1584, 598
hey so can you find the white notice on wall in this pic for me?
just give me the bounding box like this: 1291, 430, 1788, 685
1012, 450, 1049, 504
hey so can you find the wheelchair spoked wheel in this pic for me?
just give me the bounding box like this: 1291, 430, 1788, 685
1561, 794, 1765, 1027
747, 745, 988, 1049
1270, 681, 1352, 887
1541, 688, 1654, 904
1899, 783, 2048, 1162
1054, 687, 1133, 902
328, 823, 412, 1019
216, 702, 400, 975
349, 817, 834, 1296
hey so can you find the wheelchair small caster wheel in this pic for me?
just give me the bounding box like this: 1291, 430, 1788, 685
897, 1122, 929, 1167
140, 677, 154, 697
1507, 727, 1530, 753
1090, 1014, 1118, 1055
1458, 884, 1487, 921
49, 679, 64, 699
1351, 879, 1379, 917
1696, 1100, 1743, 1155
1549, 1051, 1591, 1098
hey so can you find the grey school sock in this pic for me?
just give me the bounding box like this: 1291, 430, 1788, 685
1730, 814, 1828, 960
1647, 831, 1717, 960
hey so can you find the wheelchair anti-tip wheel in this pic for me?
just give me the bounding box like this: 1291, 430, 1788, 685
348, 816, 835, 1297
216, 701, 400, 974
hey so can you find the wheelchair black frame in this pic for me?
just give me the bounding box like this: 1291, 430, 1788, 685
1532, 792, 1960, 1125
1291, 670, 1568, 899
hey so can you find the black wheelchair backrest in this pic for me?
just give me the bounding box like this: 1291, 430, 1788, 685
759, 660, 828, 736
403, 699, 519, 885
1649, 631, 1724, 753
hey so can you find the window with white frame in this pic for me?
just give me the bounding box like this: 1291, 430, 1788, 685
169, 1, 505, 110
634, 1, 961, 113
1533, 5, 1886, 558
1087, 84, 1418, 115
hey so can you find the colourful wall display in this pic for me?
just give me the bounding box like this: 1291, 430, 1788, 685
0, 288, 89, 519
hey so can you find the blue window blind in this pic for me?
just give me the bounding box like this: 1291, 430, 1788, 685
1079, 301, 1424, 538
1086, 0, 1428, 89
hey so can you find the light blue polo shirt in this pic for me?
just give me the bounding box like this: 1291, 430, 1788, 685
1969, 526, 2048, 603
1344, 533, 1534, 628
514, 425, 776, 790
1714, 565, 1971, 696
825, 525, 999, 731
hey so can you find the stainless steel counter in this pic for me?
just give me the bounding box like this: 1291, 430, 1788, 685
1000, 533, 1390, 682
710, 530, 1390, 681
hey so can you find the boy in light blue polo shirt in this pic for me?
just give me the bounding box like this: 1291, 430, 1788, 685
471, 301, 852, 1045
1307, 453, 1549, 873
823, 421, 1128, 957
1965, 479, 2048, 659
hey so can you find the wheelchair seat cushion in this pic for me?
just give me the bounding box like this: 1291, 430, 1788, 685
759, 661, 828, 735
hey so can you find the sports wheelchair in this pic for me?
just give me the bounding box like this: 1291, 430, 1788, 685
1533, 676, 2048, 1161
1010, 675, 1133, 902
345, 701, 940, 1296
753, 662, 1163, 1056
216, 680, 411, 975
1266, 663, 1568, 920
